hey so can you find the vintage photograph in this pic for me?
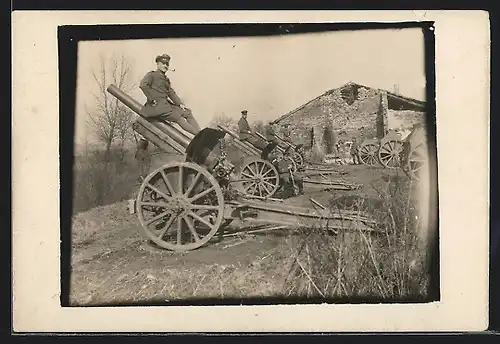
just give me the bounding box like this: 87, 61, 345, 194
67, 24, 438, 307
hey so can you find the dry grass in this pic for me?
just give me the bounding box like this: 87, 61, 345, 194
70, 171, 431, 306
72, 148, 141, 214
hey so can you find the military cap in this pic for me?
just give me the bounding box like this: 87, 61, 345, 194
155, 54, 171, 64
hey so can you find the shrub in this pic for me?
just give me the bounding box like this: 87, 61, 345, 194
280, 174, 431, 301
72, 148, 141, 214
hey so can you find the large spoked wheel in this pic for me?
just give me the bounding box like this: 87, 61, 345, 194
405, 143, 428, 181
239, 157, 280, 198
136, 162, 225, 252
290, 150, 304, 168
358, 140, 380, 166
378, 139, 403, 168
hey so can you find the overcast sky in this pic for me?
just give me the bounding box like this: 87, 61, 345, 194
75, 27, 426, 145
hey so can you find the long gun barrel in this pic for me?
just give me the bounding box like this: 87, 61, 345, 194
106, 84, 192, 150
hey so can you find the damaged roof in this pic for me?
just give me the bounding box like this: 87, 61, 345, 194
274, 81, 426, 124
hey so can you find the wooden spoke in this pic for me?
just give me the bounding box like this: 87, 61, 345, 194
378, 139, 402, 168
159, 169, 176, 196
184, 171, 202, 198
178, 164, 184, 195
137, 162, 224, 252
260, 182, 271, 195
188, 211, 216, 230
176, 217, 183, 245
243, 181, 257, 193
145, 210, 172, 226
156, 214, 177, 240
263, 180, 276, 189
239, 158, 279, 198
183, 215, 201, 242
243, 164, 254, 176
241, 171, 254, 179
261, 168, 273, 177
259, 161, 266, 175
139, 201, 169, 208
146, 183, 171, 201
189, 204, 220, 211
189, 186, 215, 202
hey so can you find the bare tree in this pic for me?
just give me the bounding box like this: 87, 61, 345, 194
85, 52, 136, 162
209, 112, 237, 132
84, 53, 136, 206
251, 120, 267, 136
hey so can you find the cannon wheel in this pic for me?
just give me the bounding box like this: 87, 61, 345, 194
405, 142, 428, 181
136, 161, 225, 252
239, 157, 280, 198
290, 151, 304, 168
358, 140, 380, 166
378, 139, 403, 168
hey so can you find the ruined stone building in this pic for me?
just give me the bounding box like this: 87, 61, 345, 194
273, 81, 427, 155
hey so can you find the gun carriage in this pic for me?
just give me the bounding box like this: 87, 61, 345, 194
215, 124, 361, 196
356, 126, 429, 181
106, 84, 378, 252
400, 124, 428, 181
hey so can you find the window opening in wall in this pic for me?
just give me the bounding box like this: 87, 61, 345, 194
340, 84, 360, 105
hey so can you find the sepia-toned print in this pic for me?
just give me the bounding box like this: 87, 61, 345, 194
68, 24, 439, 307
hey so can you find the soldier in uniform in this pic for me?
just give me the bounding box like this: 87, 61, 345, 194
282, 123, 292, 144
238, 110, 267, 150
134, 137, 150, 183
139, 54, 202, 136
265, 121, 279, 145
350, 137, 361, 164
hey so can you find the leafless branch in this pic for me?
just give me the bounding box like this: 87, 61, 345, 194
85, 53, 137, 157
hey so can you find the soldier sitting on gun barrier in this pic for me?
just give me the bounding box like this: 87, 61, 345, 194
238, 110, 268, 150
265, 121, 280, 145
139, 53, 202, 136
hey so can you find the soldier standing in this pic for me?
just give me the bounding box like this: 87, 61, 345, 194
282, 123, 292, 144
350, 137, 361, 164
134, 137, 150, 183
139, 53, 202, 135
238, 110, 267, 150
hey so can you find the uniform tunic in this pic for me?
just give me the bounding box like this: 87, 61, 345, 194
265, 125, 277, 142
139, 70, 187, 120
238, 116, 267, 150
238, 117, 252, 140
282, 127, 292, 143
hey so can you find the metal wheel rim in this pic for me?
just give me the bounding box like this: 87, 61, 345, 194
291, 151, 304, 167
358, 143, 380, 166
407, 143, 427, 181
378, 139, 403, 169
136, 162, 224, 252
239, 159, 280, 198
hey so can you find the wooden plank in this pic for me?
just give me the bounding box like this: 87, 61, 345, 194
133, 120, 186, 155
217, 124, 261, 155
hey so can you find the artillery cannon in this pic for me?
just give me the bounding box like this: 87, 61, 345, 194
106, 84, 379, 252
400, 124, 428, 181
357, 130, 404, 168
215, 124, 361, 196
356, 125, 429, 181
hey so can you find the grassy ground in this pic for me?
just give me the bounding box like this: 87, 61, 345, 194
69, 163, 431, 306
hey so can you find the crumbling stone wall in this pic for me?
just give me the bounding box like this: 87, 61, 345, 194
278, 84, 427, 157
387, 109, 426, 131
278, 86, 382, 153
